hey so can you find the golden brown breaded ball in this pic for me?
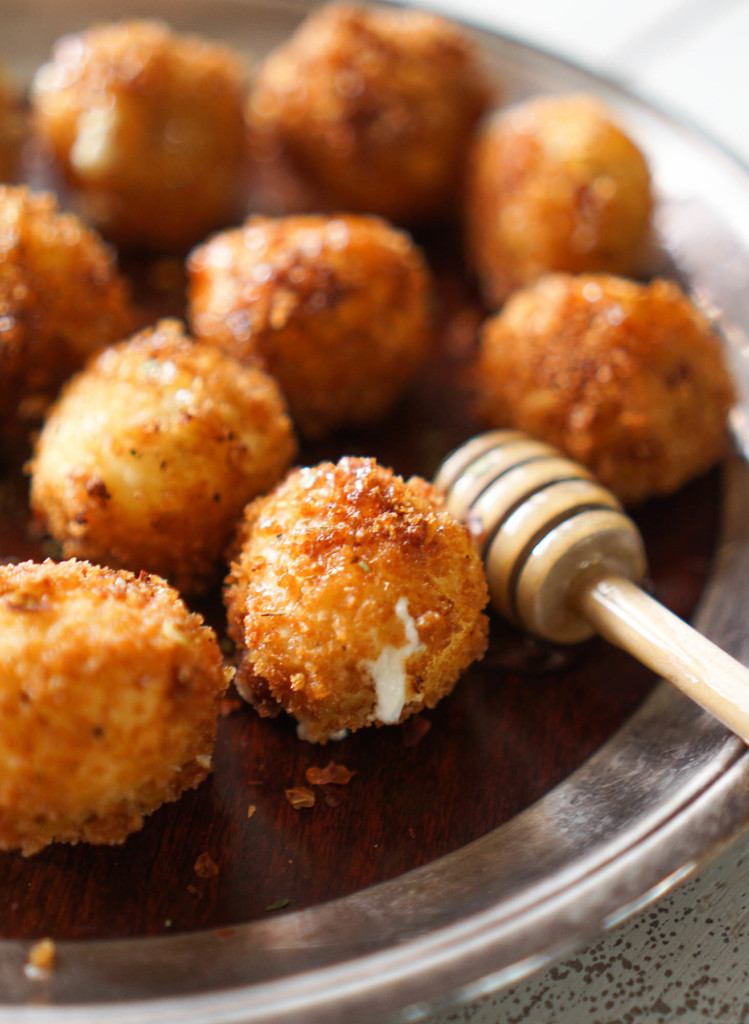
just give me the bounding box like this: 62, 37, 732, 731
473, 273, 736, 504
247, 3, 491, 222
465, 94, 653, 308
0, 186, 133, 455
29, 320, 297, 594
31, 20, 248, 249
0, 67, 24, 183
188, 213, 433, 438
225, 457, 489, 743
0, 559, 228, 855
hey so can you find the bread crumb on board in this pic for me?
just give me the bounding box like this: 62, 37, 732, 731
285, 786, 315, 809
305, 762, 355, 786
24, 937, 56, 979
194, 851, 220, 878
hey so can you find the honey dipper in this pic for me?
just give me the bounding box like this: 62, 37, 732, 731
434, 429, 749, 744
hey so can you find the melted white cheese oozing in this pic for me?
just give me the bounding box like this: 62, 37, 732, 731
362, 597, 423, 725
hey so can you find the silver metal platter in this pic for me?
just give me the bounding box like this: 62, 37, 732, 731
3, 1, 749, 1021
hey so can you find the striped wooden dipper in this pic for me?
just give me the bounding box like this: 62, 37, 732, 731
435, 429, 749, 744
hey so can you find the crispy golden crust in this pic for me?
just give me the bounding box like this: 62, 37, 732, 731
188, 213, 433, 438
473, 273, 736, 503
31, 20, 248, 249
0, 559, 228, 855
247, 3, 491, 221
0, 186, 133, 455
29, 319, 297, 594
0, 67, 25, 183
225, 457, 489, 743
465, 95, 653, 308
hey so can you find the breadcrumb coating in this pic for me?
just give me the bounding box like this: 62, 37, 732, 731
0, 559, 228, 855
473, 273, 736, 503
225, 457, 489, 743
465, 94, 653, 308
29, 320, 297, 593
0, 186, 133, 455
32, 20, 248, 249
0, 67, 24, 183
189, 213, 433, 438
247, 3, 490, 221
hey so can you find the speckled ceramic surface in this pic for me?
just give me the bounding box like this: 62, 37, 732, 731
425, 826, 749, 1022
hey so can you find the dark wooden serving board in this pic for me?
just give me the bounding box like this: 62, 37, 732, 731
0, 224, 720, 943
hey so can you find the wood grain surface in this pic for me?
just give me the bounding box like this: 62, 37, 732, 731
0, 222, 720, 942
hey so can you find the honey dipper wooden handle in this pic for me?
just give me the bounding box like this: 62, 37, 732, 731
574, 572, 749, 744
435, 430, 749, 744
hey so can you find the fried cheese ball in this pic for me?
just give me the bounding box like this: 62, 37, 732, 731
0, 559, 228, 855
473, 273, 736, 504
0, 67, 24, 182
465, 94, 653, 308
31, 20, 248, 249
188, 213, 433, 438
247, 4, 490, 221
225, 457, 489, 743
29, 320, 297, 594
0, 186, 133, 455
